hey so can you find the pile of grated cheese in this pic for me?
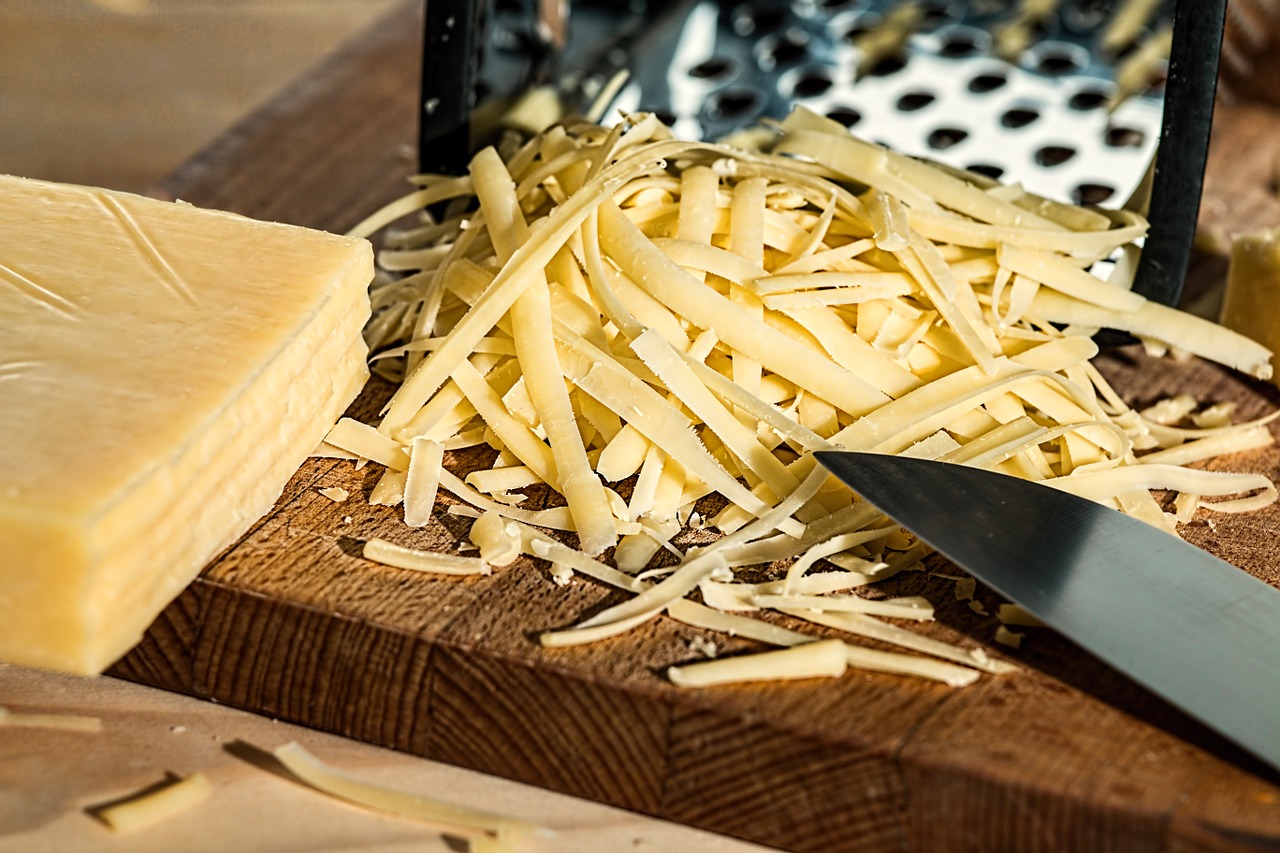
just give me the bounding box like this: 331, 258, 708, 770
323, 108, 1277, 688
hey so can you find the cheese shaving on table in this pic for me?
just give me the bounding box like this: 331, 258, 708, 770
332, 108, 1276, 689
0, 705, 103, 732
92, 773, 213, 833
273, 742, 549, 848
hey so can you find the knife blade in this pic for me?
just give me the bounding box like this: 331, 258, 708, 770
814, 450, 1280, 773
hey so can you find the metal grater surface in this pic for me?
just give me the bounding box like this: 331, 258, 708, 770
606, 0, 1171, 207
476, 0, 1174, 210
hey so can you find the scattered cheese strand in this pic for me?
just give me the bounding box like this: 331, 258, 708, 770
0, 705, 103, 732
751, 593, 934, 622
362, 537, 492, 575
668, 638, 848, 687
274, 742, 549, 846
94, 773, 213, 833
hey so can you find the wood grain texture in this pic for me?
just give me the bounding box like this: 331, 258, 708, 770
111, 3, 1280, 849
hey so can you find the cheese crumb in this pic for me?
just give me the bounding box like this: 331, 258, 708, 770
469, 511, 523, 567
688, 636, 718, 659
318, 487, 350, 503
997, 604, 1047, 628
994, 626, 1025, 649
1191, 402, 1235, 429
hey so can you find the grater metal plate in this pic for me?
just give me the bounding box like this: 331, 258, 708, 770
470, 0, 1174, 209
598, 0, 1171, 207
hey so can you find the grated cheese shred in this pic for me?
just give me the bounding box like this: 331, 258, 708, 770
0, 705, 103, 732
274, 742, 548, 848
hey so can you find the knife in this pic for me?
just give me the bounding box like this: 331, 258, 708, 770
814, 450, 1280, 773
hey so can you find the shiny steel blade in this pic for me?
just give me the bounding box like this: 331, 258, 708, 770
815, 450, 1280, 773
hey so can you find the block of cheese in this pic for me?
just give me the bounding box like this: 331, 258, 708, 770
0, 174, 373, 674
1221, 227, 1280, 387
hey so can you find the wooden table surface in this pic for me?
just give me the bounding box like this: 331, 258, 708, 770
0, 663, 769, 851
8, 2, 1280, 851
0, 0, 400, 193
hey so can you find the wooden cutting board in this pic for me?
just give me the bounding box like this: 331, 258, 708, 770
110, 3, 1280, 850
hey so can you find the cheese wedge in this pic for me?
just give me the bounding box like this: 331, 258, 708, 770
0, 174, 373, 674
1221, 227, 1280, 386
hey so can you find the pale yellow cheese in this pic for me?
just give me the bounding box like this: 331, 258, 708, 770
1221, 227, 1280, 387
94, 772, 214, 833
0, 174, 373, 674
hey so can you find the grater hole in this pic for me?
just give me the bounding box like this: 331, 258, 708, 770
689, 57, 735, 81
793, 71, 834, 98
867, 53, 909, 77
897, 91, 936, 111
844, 19, 875, 41
1105, 126, 1145, 148
1069, 88, 1109, 110
968, 72, 1007, 93
1036, 48, 1084, 75
1064, 0, 1109, 33
708, 88, 762, 121
940, 32, 982, 58
764, 32, 810, 67
1000, 107, 1040, 129
967, 163, 1004, 179
927, 127, 969, 150
919, 1, 958, 27
826, 106, 863, 127
1035, 145, 1077, 167
734, 5, 788, 36
1072, 183, 1115, 205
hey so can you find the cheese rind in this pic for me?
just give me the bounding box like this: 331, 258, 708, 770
0, 174, 373, 674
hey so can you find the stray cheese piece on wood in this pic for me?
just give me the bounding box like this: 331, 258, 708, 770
93, 772, 214, 833
0, 174, 373, 675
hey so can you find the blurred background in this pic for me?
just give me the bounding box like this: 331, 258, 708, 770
0, 0, 400, 192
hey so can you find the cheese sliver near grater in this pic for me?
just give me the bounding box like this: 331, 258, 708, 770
420, 0, 1227, 308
